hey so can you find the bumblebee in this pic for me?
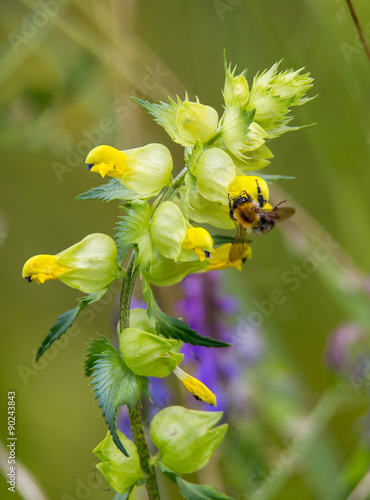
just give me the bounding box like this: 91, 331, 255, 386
228, 180, 295, 262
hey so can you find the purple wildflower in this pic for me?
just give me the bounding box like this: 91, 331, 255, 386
325, 323, 364, 372
177, 271, 263, 411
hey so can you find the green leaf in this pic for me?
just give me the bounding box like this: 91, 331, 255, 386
133, 96, 186, 145
157, 461, 180, 482
176, 478, 234, 500
85, 336, 147, 456
76, 179, 141, 202
220, 106, 255, 159
157, 462, 233, 500
115, 200, 153, 266
36, 288, 108, 361
142, 280, 230, 348
211, 234, 235, 246
112, 488, 134, 500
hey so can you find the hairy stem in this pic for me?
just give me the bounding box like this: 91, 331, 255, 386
160, 166, 188, 203
119, 252, 160, 500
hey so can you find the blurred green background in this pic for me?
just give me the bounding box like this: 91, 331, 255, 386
1, 1, 370, 499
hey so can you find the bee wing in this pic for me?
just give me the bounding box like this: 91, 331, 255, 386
257, 206, 295, 222
275, 206, 295, 222
229, 225, 251, 262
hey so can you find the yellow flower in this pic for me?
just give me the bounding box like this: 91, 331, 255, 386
22, 234, 120, 293
86, 143, 173, 196
173, 366, 217, 406
204, 243, 252, 272
86, 145, 128, 179
22, 255, 70, 284
181, 227, 215, 262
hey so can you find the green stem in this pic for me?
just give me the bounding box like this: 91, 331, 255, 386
119, 252, 139, 331
160, 166, 188, 203
117, 166, 190, 499
119, 252, 160, 500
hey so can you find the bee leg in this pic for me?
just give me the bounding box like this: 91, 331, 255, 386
255, 180, 265, 207
228, 194, 236, 220
241, 190, 252, 202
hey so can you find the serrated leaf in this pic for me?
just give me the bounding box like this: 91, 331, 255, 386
85, 336, 147, 456
157, 462, 233, 500
115, 200, 153, 266
36, 288, 108, 361
185, 141, 204, 171
76, 179, 142, 202
267, 121, 315, 139
220, 106, 255, 159
133, 96, 189, 146
142, 280, 230, 348
176, 478, 234, 500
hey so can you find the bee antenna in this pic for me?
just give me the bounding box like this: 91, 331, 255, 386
273, 199, 286, 209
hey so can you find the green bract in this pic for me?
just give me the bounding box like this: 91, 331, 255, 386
129, 308, 157, 333
190, 148, 236, 205
219, 106, 255, 159
150, 201, 187, 261
245, 63, 314, 137
132, 96, 219, 148
150, 406, 227, 474
93, 430, 143, 494
176, 101, 219, 145
143, 249, 208, 286
121, 143, 173, 195
223, 61, 249, 108
119, 328, 183, 377
56, 234, 120, 292
186, 190, 234, 230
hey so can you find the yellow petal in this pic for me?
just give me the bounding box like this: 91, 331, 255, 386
204, 243, 252, 271
182, 228, 215, 261
22, 255, 71, 284
193, 247, 207, 262
86, 145, 129, 179
229, 175, 269, 202
173, 366, 217, 407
